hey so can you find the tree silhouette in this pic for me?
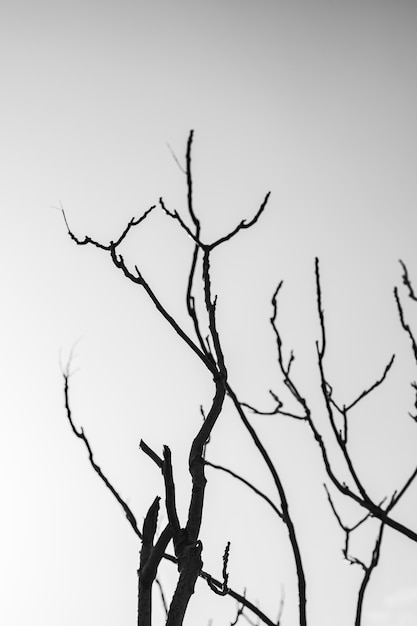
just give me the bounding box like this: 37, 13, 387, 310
61, 131, 417, 626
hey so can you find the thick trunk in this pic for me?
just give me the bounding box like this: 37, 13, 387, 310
166, 541, 203, 626
138, 581, 152, 626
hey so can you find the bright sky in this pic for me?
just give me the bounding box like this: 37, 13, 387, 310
1, 1, 417, 625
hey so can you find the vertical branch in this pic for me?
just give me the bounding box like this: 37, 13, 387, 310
226, 384, 307, 626
137, 494, 173, 626
138, 497, 160, 626
155, 578, 169, 618
325, 486, 386, 626
183, 130, 210, 358
354, 523, 384, 626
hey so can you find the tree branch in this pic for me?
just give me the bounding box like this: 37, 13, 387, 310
62, 366, 142, 539
204, 460, 283, 519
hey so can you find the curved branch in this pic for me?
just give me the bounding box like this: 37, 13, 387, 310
63, 368, 142, 539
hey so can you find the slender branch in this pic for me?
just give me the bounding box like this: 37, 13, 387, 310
160, 189, 270, 253
355, 523, 384, 626
390, 463, 417, 508
166, 142, 187, 174
324, 485, 385, 626
409, 381, 417, 422
111, 249, 217, 374
199, 569, 277, 626
399, 259, 417, 301
159, 198, 203, 247
226, 383, 307, 626
316, 340, 375, 503
204, 460, 283, 518
206, 541, 231, 596
395, 286, 417, 365
185, 130, 198, 227
62, 205, 156, 250
241, 391, 306, 421
63, 367, 142, 539
269, 260, 417, 551
155, 578, 169, 618
208, 192, 271, 250
230, 593, 246, 626
270, 282, 311, 413
201, 249, 227, 376
183, 132, 212, 360
344, 355, 395, 412
312, 260, 417, 541
276, 587, 285, 626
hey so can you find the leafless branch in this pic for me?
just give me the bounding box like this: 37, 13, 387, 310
62, 365, 142, 539
199, 568, 277, 626
182, 131, 214, 361
226, 384, 307, 626
241, 390, 306, 421
324, 485, 386, 626
409, 381, 417, 422
276, 587, 285, 626
395, 286, 417, 365
138, 497, 172, 626
205, 460, 283, 519
267, 259, 417, 544
230, 592, 246, 626
208, 192, 270, 250
139, 439, 164, 469
159, 186, 270, 253
270, 282, 311, 413
354, 523, 384, 626
344, 355, 395, 412
206, 541, 231, 596
62, 205, 156, 250
400, 259, 417, 301
159, 197, 203, 247
313, 259, 417, 542
166, 142, 187, 174
389, 463, 417, 508
162, 446, 181, 538
155, 578, 169, 618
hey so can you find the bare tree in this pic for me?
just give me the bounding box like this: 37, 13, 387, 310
61, 131, 417, 625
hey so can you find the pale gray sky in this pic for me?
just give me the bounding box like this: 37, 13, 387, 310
1, 1, 417, 625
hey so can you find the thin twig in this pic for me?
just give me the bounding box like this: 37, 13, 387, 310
63, 366, 141, 539
241, 391, 306, 421
155, 578, 169, 617
324, 485, 386, 626
395, 286, 417, 365
208, 192, 270, 250
62, 205, 155, 250
205, 460, 283, 518
226, 383, 307, 626
230, 592, 246, 625
399, 260, 417, 301
344, 355, 395, 412
206, 541, 231, 596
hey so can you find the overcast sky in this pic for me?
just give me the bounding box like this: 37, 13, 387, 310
1, 2, 417, 625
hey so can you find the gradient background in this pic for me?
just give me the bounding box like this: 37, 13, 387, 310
1, 1, 417, 625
